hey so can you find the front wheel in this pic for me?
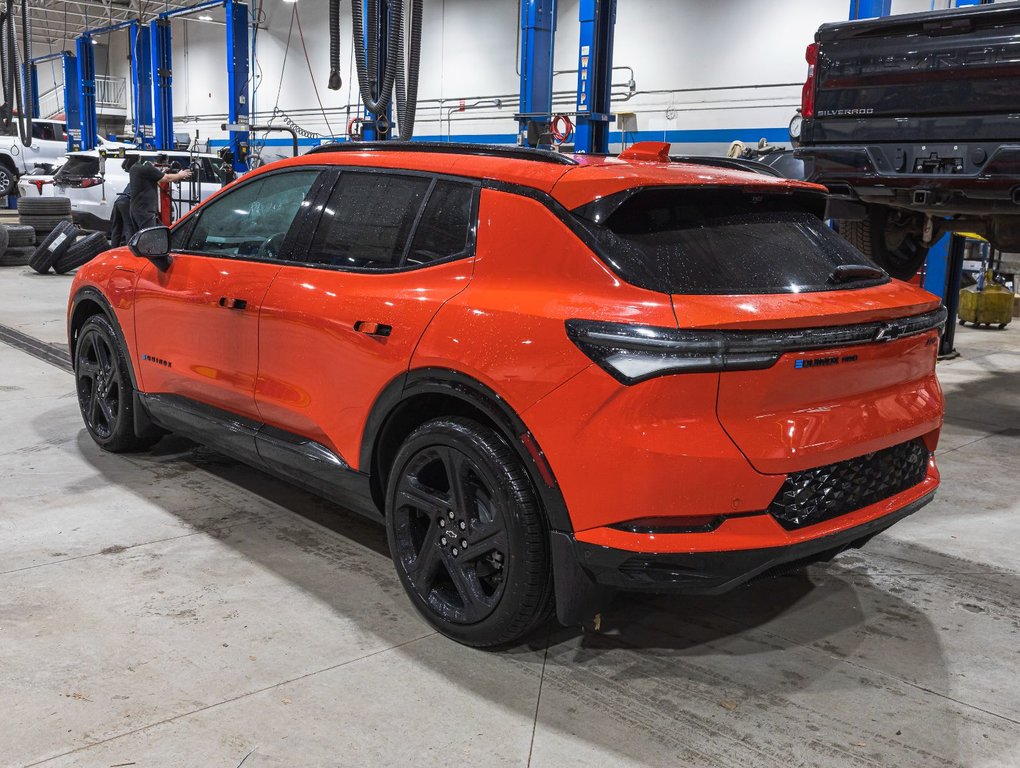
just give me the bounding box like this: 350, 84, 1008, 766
0, 164, 15, 198
74, 314, 160, 452
385, 417, 553, 647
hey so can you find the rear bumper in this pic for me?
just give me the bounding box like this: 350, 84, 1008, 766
797, 143, 1020, 214
565, 490, 933, 594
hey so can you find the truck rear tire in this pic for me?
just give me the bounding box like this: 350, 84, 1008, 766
838, 208, 928, 281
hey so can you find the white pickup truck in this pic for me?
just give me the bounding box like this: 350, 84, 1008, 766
0, 119, 69, 196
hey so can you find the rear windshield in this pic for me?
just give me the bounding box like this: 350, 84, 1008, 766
55, 156, 100, 182
578, 188, 887, 295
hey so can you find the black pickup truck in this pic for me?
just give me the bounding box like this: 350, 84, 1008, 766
797, 2, 1020, 278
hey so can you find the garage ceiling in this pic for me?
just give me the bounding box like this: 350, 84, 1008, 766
24, 0, 203, 46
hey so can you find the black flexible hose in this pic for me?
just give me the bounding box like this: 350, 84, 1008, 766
351, 0, 401, 116
18, 0, 30, 146
327, 0, 342, 90
394, 0, 421, 140
0, 6, 10, 130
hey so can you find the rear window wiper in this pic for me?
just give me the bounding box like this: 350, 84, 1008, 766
829, 264, 886, 283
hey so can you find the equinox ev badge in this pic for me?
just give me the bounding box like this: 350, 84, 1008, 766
795, 354, 859, 369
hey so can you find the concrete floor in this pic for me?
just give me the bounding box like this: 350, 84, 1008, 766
1, 266, 1019, 768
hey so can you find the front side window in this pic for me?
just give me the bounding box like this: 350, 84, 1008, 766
182, 170, 319, 258
307, 171, 431, 269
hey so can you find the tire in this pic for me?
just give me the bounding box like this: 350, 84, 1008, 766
54, 231, 107, 274
28, 220, 77, 274
0, 163, 15, 198
4, 223, 36, 247
0, 246, 33, 266
838, 207, 929, 281
385, 417, 553, 648
0, 223, 8, 259
74, 314, 158, 452
21, 214, 74, 235
17, 196, 72, 216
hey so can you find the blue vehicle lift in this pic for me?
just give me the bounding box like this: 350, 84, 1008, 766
26, 52, 82, 152
516, 0, 616, 154
573, 0, 616, 154
517, 0, 557, 145
150, 0, 250, 172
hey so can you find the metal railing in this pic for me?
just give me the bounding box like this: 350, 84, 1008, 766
36, 75, 126, 117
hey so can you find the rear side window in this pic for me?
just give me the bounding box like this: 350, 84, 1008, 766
579, 188, 887, 295
406, 181, 474, 266
182, 169, 319, 257
307, 172, 431, 269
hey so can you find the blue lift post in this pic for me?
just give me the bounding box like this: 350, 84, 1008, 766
76, 36, 98, 151
574, 0, 616, 154
151, 0, 250, 172
131, 23, 154, 147
848, 0, 891, 18
517, 0, 557, 145
360, 0, 393, 142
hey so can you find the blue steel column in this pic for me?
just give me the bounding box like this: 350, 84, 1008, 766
226, 0, 250, 171
63, 53, 82, 151
517, 0, 556, 143
848, 0, 891, 19
151, 18, 173, 150
76, 36, 98, 151
131, 23, 154, 148
361, 0, 393, 141
574, 0, 616, 154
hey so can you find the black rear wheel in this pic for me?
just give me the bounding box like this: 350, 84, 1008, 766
386, 417, 552, 647
838, 206, 928, 281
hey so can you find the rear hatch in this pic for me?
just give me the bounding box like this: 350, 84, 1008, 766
53, 155, 107, 206
577, 185, 944, 474
807, 2, 1020, 144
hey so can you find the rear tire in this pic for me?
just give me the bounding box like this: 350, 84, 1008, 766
838, 207, 928, 281
74, 314, 158, 453
385, 417, 553, 648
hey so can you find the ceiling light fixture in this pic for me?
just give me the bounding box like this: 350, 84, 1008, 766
198, 14, 212, 20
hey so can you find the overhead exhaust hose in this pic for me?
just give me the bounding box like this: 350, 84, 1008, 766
2, 0, 28, 146
19, 0, 30, 146
351, 0, 402, 116
0, 4, 11, 129
327, 0, 342, 90
393, 0, 421, 141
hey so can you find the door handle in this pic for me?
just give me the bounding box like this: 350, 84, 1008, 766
218, 297, 247, 310
354, 320, 392, 337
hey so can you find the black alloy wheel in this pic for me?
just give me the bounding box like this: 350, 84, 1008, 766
386, 417, 552, 647
74, 314, 160, 452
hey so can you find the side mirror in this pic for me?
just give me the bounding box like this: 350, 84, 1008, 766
129, 226, 172, 271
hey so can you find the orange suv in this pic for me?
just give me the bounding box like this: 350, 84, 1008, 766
68, 141, 945, 647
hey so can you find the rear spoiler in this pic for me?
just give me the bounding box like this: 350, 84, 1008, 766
670, 155, 783, 178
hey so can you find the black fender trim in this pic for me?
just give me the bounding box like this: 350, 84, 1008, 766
360, 367, 573, 532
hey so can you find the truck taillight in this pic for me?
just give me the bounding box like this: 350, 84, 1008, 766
801, 42, 819, 119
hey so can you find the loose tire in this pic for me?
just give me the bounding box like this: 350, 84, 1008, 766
17, 196, 72, 216
21, 214, 75, 237
28, 221, 77, 274
838, 207, 928, 281
4, 223, 36, 247
74, 314, 158, 452
0, 224, 8, 259
0, 246, 33, 266
385, 417, 553, 647
54, 231, 107, 274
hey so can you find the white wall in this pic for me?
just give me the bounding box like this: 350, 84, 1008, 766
98, 0, 978, 157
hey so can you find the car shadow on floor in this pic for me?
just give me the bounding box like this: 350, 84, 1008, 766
66, 426, 1008, 766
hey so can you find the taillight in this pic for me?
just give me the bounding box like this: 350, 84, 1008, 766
79, 177, 103, 188
801, 42, 819, 119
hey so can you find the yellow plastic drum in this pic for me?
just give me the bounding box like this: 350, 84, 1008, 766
959, 271, 1014, 329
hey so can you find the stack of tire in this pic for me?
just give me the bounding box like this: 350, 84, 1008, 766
0, 224, 37, 267
18, 197, 74, 239
28, 221, 109, 275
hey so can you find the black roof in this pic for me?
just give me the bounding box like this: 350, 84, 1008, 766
305, 140, 578, 165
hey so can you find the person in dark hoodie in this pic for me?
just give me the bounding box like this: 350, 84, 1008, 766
128, 154, 192, 231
